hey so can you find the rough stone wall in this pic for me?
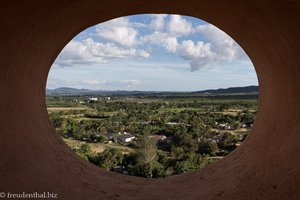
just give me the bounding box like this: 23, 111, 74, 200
0, 0, 299, 199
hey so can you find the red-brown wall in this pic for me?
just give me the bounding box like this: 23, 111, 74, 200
0, 1, 299, 199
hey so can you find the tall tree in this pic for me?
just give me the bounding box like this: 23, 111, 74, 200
137, 133, 157, 178
97, 148, 124, 170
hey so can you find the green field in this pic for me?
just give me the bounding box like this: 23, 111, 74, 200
47, 93, 257, 178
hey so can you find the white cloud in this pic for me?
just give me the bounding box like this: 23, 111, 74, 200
55, 38, 150, 66
176, 24, 247, 71
81, 80, 107, 85
141, 22, 246, 71
55, 39, 106, 66
150, 14, 167, 31
142, 31, 178, 53
177, 40, 216, 71
178, 40, 214, 59
196, 24, 246, 60
47, 78, 143, 89
55, 15, 248, 72
48, 15, 256, 91
46, 78, 74, 89
82, 79, 142, 88
95, 17, 138, 47
140, 16, 247, 71
167, 15, 194, 37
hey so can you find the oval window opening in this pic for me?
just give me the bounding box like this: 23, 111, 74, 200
46, 14, 258, 178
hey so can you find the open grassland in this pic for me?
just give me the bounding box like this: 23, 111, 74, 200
47, 106, 90, 111
62, 137, 134, 154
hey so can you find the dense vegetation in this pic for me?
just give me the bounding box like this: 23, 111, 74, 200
47, 94, 257, 178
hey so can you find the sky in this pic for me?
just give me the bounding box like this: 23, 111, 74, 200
47, 14, 258, 91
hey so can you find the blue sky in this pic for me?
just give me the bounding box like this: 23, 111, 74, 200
47, 14, 258, 91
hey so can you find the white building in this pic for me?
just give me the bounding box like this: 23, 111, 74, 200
88, 97, 98, 102
108, 132, 135, 143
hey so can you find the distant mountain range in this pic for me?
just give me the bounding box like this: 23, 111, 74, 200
46, 85, 258, 96
193, 85, 258, 94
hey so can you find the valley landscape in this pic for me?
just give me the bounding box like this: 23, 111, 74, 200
47, 86, 257, 178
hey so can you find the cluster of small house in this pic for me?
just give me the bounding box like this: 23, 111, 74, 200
88, 97, 111, 103
71, 97, 112, 104
105, 132, 169, 145
214, 122, 234, 130
107, 132, 136, 143
214, 122, 251, 130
